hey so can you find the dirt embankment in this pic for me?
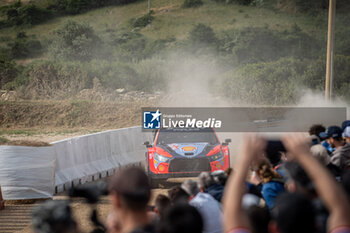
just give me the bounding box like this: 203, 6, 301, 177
0, 99, 155, 142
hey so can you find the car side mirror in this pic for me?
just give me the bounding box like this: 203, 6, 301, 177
225, 139, 231, 143
222, 142, 228, 146
144, 141, 152, 148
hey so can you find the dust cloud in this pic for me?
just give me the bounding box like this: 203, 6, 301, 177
158, 54, 232, 107
153, 54, 349, 164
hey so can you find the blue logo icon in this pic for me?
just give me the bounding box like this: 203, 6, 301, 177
143, 110, 161, 129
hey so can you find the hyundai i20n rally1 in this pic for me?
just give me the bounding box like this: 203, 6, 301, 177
144, 128, 231, 180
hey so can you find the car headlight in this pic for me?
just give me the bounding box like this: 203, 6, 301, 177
154, 152, 170, 163
208, 152, 224, 162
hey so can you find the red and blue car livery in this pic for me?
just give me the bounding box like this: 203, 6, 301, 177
144, 128, 231, 180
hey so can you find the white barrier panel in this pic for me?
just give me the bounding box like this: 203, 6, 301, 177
52, 126, 152, 192
0, 145, 55, 200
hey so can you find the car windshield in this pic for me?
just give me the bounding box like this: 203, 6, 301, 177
156, 128, 219, 145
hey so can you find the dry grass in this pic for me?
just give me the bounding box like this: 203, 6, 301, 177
0, 99, 153, 142
0, 140, 51, 146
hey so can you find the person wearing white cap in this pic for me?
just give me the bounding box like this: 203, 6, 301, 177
343, 126, 350, 144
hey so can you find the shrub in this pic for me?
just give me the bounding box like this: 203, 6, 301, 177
143, 37, 175, 57
189, 23, 217, 45
131, 14, 154, 28
63, 0, 139, 14
233, 0, 252, 5
49, 20, 101, 61
12, 60, 91, 99
9, 32, 42, 59
211, 0, 252, 4
301, 55, 350, 100
83, 60, 140, 91
222, 58, 307, 105
221, 27, 321, 64
64, 0, 90, 14
112, 31, 149, 61
335, 26, 350, 56
132, 58, 167, 91
111, 0, 139, 4
293, 0, 328, 13
6, 3, 51, 26
0, 58, 18, 89
182, 0, 203, 8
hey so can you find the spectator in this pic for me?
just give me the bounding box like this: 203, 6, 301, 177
310, 135, 320, 145
284, 162, 314, 197
181, 180, 200, 200
342, 120, 350, 132
282, 134, 350, 233
246, 182, 263, 199
154, 194, 171, 220
106, 212, 121, 233
310, 144, 330, 166
198, 172, 224, 202
32, 200, 78, 233
309, 124, 326, 142
223, 134, 350, 233
0, 186, 4, 210
326, 126, 350, 170
284, 161, 328, 233
253, 158, 285, 210
158, 203, 203, 233
320, 127, 336, 155
109, 167, 154, 233
342, 171, 350, 199
265, 140, 285, 170
168, 186, 189, 204
181, 179, 223, 233
211, 170, 228, 186
245, 206, 270, 233
270, 192, 315, 233
343, 126, 350, 144
310, 144, 341, 177
241, 193, 261, 209
223, 134, 267, 233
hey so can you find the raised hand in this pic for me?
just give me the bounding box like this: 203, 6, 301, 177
237, 133, 267, 166
281, 133, 311, 160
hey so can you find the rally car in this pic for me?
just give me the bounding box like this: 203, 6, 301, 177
144, 128, 231, 180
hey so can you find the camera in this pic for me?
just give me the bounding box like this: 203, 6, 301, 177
32, 181, 109, 233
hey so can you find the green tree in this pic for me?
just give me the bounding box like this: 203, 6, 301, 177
49, 21, 101, 61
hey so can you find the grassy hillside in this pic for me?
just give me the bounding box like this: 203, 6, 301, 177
0, 0, 349, 105
0, 0, 328, 45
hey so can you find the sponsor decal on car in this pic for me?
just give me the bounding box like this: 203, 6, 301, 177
181, 146, 197, 152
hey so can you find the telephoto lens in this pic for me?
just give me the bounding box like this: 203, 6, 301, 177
68, 181, 108, 204
31, 200, 77, 233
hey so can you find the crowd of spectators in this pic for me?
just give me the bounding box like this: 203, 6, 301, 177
31, 120, 350, 233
